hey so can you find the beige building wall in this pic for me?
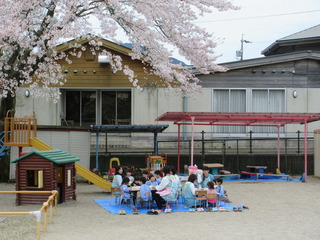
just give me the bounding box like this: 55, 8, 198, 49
314, 130, 320, 177
14, 87, 61, 126
286, 88, 320, 136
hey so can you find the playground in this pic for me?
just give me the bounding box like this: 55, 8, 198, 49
1, 177, 320, 240
1, 113, 320, 239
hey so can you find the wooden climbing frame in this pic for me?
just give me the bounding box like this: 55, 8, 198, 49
4, 110, 37, 147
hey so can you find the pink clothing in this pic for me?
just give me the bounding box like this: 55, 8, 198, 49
207, 188, 217, 204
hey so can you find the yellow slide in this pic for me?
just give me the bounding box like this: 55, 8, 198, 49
30, 137, 111, 191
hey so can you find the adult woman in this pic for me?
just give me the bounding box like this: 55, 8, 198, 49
112, 165, 123, 188
182, 174, 198, 208
154, 166, 178, 210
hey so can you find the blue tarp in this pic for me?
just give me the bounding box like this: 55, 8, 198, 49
93, 197, 235, 214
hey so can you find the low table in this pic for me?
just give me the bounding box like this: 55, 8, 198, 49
246, 165, 267, 173
203, 163, 224, 175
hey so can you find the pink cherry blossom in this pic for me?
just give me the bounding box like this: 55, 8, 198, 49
0, 0, 238, 100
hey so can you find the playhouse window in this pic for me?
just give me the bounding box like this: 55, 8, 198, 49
27, 170, 43, 188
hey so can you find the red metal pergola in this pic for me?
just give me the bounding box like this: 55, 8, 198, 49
155, 112, 320, 182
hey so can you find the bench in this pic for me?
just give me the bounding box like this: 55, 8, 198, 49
256, 173, 290, 181
213, 174, 240, 180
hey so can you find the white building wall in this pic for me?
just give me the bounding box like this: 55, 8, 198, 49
14, 87, 61, 125
314, 131, 320, 177
9, 130, 90, 179
132, 88, 213, 136
286, 88, 320, 136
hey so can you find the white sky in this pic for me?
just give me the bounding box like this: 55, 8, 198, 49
90, 0, 319, 64
201, 0, 320, 63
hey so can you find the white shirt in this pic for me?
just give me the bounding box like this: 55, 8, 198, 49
189, 182, 196, 195
156, 175, 170, 191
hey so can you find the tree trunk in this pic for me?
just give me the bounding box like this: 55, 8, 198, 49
0, 95, 16, 182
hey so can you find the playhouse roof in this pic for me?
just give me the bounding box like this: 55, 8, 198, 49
12, 149, 80, 164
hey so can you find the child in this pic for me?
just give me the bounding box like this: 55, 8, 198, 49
182, 174, 197, 208
206, 181, 217, 207
139, 177, 152, 204
154, 170, 162, 185
147, 175, 158, 187
131, 175, 141, 187
214, 178, 225, 198
120, 177, 131, 204
214, 177, 230, 205
126, 169, 134, 184
142, 170, 149, 181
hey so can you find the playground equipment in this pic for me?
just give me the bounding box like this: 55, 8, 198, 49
145, 154, 167, 174
3, 111, 112, 191
0, 190, 58, 240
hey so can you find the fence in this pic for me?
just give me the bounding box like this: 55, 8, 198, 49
0, 190, 58, 240
88, 131, 315, 175
157, 134, 314, 175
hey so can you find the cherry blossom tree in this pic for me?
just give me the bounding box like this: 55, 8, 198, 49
0, 0, 238, 115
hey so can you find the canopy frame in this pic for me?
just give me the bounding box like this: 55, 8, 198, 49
156, 112, 320, 182
91, 125, 169, 170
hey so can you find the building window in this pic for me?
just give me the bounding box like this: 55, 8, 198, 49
63, 90, 131, 126
251, 89, 285, 134
212, 89, 246, 134
27, 170, 43, 188
102, 91, 131, 125
65, 91, 96, 127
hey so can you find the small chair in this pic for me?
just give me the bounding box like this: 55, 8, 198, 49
194, 190, 207, 208
216, 190, 230, 207
206, 192, 217, 208
111, 187, 121, 204
138, 191, 152, 209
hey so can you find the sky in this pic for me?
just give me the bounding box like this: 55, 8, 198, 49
200, 0, 320, 63
90, 0, 320, 64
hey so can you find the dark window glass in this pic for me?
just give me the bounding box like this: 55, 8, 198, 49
117, 91, 131, 125
66, 91, 80, 126
102, 91, 116, 124
102, 91, 131, 125
81, 91, 96, 127
65, 91, 96, 127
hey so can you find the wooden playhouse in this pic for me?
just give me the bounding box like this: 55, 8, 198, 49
12, 149, 79, 205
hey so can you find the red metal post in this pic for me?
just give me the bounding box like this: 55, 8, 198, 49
277, 126, 281, 170
190, 117, 195, 166
304, 120, 308, 182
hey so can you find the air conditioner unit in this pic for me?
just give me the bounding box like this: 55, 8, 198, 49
98, 55, 111, 64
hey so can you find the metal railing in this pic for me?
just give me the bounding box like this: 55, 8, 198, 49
0, 190, 58, 240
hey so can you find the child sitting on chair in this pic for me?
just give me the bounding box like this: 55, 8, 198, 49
207, 181, 217, 207
154, 170, 162, 185
147, 175, 158, 187
131, 176, 141, 187
139, 177, 152, 204
120, 177, 131, 204
125, 169, 134, 184
214, 178, 230, 205
142, 170, 149, 181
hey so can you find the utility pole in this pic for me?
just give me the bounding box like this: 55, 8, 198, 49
236, 34, 252, 61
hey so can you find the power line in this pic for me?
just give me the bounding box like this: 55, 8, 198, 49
195, 10, 320, 23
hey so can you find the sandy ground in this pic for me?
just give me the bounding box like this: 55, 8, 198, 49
1, 177, 320, 240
